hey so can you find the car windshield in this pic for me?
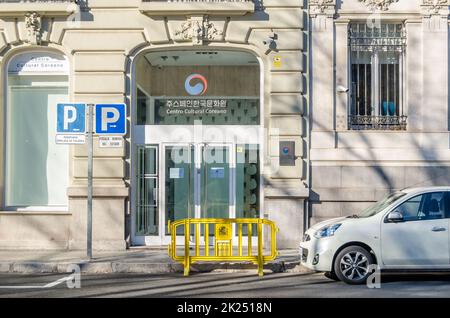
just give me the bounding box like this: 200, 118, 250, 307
358, 191, 407, 218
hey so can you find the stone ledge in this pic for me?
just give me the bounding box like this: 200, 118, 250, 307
0, 3, 78, 17
265, 187, 309, 198
0, 259, 310, 275
12, 262, 57, 273
67, 186, 129, 198
139, 2, 254, 16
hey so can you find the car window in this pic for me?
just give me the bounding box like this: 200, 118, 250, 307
358, 191, 406, 218
395, 192, 446, 221
445, 192, 450, 218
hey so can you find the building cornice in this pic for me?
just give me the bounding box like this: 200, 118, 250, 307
139, 1, 254, 17
336, 12, 423, 21
0, 0, 79, 17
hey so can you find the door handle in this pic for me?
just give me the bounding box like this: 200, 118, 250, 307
431, 226, 447, 232
153, 188, 158, 205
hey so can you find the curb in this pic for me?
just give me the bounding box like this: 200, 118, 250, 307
0, 260, 313, 275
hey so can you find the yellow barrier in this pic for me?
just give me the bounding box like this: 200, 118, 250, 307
168, 218, 279, 277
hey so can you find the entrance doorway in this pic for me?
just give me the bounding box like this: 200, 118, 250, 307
165, 143, 233, 221
131, 50, 262, 246
135, 142, 260, 245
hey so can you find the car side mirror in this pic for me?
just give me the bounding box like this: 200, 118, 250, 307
387, 211, 404, 223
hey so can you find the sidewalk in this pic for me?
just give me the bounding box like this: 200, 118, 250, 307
0, 248, 312, 275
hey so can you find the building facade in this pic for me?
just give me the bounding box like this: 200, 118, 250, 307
309, 0, 450, 225
0, 0, 308, 250
1, 0, 449, 252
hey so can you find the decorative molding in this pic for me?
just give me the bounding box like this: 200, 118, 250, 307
309, 0, 336, 16
358, 0, 399, 11
421, 0, 449, 15
203, 17, 222, 42
0, 0, 80, 17
174, 16, 223, 45
139, 1, 254, 16
24, 11, 42, 45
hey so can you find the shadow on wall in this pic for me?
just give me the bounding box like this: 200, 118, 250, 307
309, 23, 450, 224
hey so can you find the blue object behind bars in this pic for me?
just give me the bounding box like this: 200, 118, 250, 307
382, 101, 396, 116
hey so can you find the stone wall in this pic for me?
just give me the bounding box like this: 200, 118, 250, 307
0, 0, 308, 249
309, 0, 450, 226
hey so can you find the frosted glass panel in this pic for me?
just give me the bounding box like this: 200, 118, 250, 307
6, 84, 69, 207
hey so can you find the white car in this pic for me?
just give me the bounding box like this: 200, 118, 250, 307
300, 187, 450, 284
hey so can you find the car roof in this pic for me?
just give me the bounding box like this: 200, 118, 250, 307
401, 186, 450, 195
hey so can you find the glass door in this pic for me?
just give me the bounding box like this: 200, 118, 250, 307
134, 142, 260, 246
200, 144, 232, 219
160, 143, 233, 244
164, 144, 195, 238
134, 145, 160, 245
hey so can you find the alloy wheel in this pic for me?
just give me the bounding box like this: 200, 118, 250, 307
339, 251, 369, 281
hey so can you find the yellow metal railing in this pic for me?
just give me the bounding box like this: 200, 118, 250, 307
168, 218, 279, 277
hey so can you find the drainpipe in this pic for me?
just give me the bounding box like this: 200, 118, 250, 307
304, 0, 311, 234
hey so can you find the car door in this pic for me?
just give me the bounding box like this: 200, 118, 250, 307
381, 191, 450, 267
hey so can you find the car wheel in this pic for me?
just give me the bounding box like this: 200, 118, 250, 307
324, 271, 339, 281
334, 246, 374, 285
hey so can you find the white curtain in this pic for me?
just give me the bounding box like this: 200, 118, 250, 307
6, 80, 69, 207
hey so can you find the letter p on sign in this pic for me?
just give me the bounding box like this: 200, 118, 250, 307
57, 103, 86, 134
95, 104, 126, 135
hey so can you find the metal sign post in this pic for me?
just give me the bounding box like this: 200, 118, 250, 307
56, 102, 125, 261
87, 103, 94, 260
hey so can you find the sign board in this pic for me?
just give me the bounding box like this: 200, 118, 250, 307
273, 56, 282, 68
210, 167, 225, 179
215, 224, 232, 241
170, 168, 184, 179
95, 104, 127, 135
56, 134, 86, 145
279, 141, 295, 166
8, 52, 69, 75
152, 98, 260, 125
57, 103, 86, 134
99, 136, 123, 148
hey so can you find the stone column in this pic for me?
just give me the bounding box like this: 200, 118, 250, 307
310, 0, 336, 149
420, 0, 449, 132
335, 19, 350, 131
405, 19, 423, 132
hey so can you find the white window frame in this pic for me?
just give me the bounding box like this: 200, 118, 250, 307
3, 51, 70, 212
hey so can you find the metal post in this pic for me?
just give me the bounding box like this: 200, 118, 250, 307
257, 221, 263, 277
184, 219, 190, 276
87, 103, 94, 260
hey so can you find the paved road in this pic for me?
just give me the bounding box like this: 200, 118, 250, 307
1, 271, 450, 298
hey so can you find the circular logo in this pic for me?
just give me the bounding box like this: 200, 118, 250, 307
185, 74, 207, 96
282, 147, 290, 155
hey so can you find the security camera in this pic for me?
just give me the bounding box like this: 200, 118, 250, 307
263, 33, 278, 54
337, 85, 349, 93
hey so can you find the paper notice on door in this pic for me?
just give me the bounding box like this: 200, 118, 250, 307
210, 167, 225, 179
170, 168, 184, 179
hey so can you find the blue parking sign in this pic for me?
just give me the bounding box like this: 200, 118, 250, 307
57, 103, 86, 134
95, 104, 126, 135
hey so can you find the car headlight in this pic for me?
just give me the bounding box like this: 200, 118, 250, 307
314, 223, 342, 239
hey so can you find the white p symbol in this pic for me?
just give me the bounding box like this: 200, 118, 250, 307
64, 105, 77, 130
101, 107, 120, 132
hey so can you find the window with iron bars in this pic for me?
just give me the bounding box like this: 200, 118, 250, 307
349, 23, 407, 130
